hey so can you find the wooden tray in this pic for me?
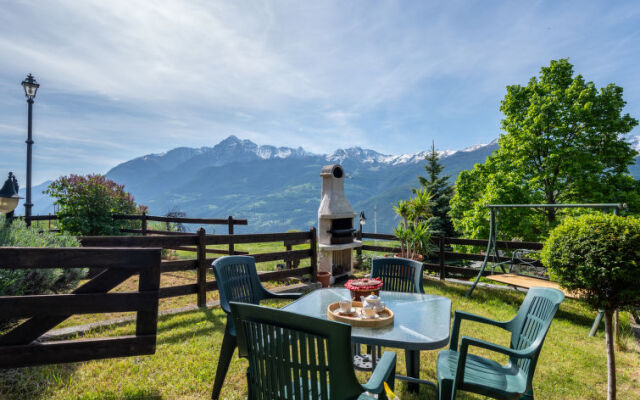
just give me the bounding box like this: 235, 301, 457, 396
327, 301, 394, 328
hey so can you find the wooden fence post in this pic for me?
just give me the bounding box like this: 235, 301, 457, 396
309, 227, 318, 282
227, 216, 234, 255
141, 212, 148, 236
196, 228, 207, 308
439, 236, 446, 281
356, 225, 362, 257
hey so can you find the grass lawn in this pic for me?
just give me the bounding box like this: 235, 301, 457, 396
1, 278, 638, 399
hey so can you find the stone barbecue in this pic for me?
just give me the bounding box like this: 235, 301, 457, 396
317, 164, 361, 282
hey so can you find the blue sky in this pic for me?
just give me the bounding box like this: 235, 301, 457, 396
1, 0, 639, 185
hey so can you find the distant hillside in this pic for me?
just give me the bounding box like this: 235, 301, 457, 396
22, 135, 640, 233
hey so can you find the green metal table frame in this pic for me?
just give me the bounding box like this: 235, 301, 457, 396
465, 203, 625, 337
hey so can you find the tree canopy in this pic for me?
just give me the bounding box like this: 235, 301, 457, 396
450, 59, 639, 241
45, 174, 147, 236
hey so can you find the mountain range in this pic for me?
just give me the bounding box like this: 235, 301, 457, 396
23, 135, 640, 234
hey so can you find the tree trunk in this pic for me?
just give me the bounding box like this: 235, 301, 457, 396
604, 309, 616, 400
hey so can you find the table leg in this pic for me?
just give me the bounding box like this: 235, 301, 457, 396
405, 349, 420, 393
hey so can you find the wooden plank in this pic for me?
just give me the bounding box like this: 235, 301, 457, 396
486, 273, 579, 299
135, 215, 248, 225
136, 254, 161, 339
0, 268, 135, 346
80, 235, 198, 247
309, 227, 317, 281
258, 267, 312, 281
0, 247, 161, 269
251, 249, 311, 263
203, 231, 310, 245
228, 216, 235, 255
121, 229, 195, 236
0, 335, 156, 368
168, 246, 248, 255
161, 259, 197, 272
196, 228, 207, 307
361, 232, 398, 240
0, 292, 159, 318
158, 284, 198, 298
361, 244, 402, 253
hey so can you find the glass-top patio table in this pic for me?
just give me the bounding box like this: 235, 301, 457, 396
282, 288, 452, 392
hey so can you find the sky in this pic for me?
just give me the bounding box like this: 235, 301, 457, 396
1, 0, 639, 185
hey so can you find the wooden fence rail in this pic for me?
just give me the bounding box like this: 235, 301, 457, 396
359, 232, 543, 280
0, 247, 162, 368
79, 228, 318, 308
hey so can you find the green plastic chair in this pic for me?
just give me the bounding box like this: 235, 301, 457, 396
437, 287, 565, 400
371, 257, 425, 294
230, 301, 397, 399
211, 256, 303, 400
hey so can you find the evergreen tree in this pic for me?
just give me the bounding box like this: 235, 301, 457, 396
415, 142, 455, 237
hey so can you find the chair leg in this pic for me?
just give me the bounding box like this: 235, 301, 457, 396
520, 389, 534, 399
211, 325, 238, 400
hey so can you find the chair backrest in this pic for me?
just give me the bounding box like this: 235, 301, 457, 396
212, 256, 266, 314
507, 287, 564, 387
230, 302, 365, 400
371, 257, 425, 293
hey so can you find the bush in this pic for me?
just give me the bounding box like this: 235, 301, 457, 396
541, 214, 640, 311
541, 214, 640, 400
45, 174, 147, 236
0, 217, 84, 296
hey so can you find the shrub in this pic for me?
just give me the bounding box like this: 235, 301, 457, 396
541, 214, 640, 400
45, 174, 147, 236
0, 217, 84, 297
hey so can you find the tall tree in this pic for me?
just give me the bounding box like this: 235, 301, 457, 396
450, 59, 639, 241
415, 142, 455, 237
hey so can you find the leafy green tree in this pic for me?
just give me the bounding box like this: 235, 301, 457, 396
393, 188, 433, 259
541, 214, 640, 400
451, 59, 639, 241
415, 142, 455, 237
45, 174, 147, 236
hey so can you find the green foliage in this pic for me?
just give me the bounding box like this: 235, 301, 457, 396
45, 174, 147, 236
451, 59, 639, 242
0, 217, 83, 297
415, 142, 455, 237
393, 189, 433, 258
541, 214, 640, 311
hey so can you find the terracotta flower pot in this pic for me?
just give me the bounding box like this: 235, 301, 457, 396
317, 271, 331, 288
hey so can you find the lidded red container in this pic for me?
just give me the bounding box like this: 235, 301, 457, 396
344, 278, 383, 300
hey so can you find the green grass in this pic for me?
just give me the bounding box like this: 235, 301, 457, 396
1, 279, 638, 399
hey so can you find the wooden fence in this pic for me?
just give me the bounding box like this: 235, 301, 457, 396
0, 247, 162, 368
357, 232, 543, 280
20, 214, 247, 243
79, 228, 318, 308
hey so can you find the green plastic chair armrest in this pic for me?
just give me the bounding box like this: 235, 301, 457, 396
450, 310, 510, 351
360, 351, 397, 394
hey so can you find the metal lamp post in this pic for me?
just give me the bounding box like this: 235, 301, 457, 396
21, 74, 39, 226
0, 172, 22, 221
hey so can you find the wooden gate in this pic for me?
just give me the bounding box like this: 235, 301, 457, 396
0, 247, 161, 368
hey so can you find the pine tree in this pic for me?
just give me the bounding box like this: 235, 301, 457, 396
415, 142, 455, 237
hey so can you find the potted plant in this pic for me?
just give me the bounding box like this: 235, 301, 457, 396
393, 189, 433, 261
541, 214, 640, 400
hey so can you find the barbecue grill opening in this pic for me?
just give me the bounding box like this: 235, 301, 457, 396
328, 218, 355, 244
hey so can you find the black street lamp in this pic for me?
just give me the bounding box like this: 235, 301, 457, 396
21, 74, 39, 226
0, 172, 22, 220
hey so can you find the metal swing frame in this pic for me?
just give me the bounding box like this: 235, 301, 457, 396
465, 203, 625, 337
